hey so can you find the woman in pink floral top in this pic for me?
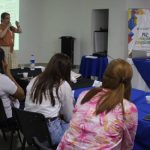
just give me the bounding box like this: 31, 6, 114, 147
57, 59, 138, 150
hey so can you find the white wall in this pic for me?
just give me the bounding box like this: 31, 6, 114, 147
78, 0, 128, 59
16, 0, 150, 65
16, 0, 44, 64
127, 0, 150, 8
41, 0, 81, 65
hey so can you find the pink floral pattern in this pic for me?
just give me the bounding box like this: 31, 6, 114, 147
57, 90, 138, 150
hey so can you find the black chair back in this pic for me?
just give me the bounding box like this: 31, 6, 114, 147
0, 98, 22, 150
0, 98, 7, 124
12, 108, 52, 146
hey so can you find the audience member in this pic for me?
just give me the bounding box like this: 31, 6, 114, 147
57, 59, 138, 150
0, 12, 22, 68
0, 48, 24, 121
25, 53, 74, 145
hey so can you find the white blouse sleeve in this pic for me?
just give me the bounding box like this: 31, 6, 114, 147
1, 75, 17, 95
59, 81, 74, 122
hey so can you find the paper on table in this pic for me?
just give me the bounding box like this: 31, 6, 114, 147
71, 71, 81, 79
92, 80, 102, 87
85, 55, 98, 59
71, 71, 81, 83
35, 66, 45, 72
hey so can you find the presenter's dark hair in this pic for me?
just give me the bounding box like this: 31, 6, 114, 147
31, 53, 72, 106
0, 48, 5, 74
1, 12, 10, 21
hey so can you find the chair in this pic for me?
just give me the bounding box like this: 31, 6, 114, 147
0, 98, 22, 150
12, 107, 55, 150
32, 137, 53, 150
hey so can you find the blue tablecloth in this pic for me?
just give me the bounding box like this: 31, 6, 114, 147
131, 89, 150, 150
74, 86, 93, 100
74, 87, 150, 150
133, 58, 150, 88
79, 56, 108, 81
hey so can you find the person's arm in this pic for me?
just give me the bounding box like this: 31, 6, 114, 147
0, 24, 10, 38
3, 60, 24, 100
121, 104, 138, 150
59, 81, 74, 122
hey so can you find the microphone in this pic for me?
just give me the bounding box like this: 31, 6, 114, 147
10, 26, 14, 31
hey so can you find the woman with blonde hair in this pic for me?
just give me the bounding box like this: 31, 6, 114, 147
57, 59, 138, 150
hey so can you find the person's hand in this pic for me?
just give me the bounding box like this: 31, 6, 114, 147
8, 22, 15, 31
15, 21, 20, 27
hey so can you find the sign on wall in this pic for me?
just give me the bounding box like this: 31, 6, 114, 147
128, 9, 150, 56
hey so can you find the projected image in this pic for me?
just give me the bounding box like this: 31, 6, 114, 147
0, 0, 19, 50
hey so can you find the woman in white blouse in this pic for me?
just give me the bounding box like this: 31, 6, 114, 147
25, 53, 74, 145
0, 48, 24, 120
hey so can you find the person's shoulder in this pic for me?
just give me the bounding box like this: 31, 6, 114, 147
59, 80, 72, 92
0, 73, 10, 80
123, 99, 137, 112
61, 80, 71, 87
30, 76, 37, 82
0, 74, 16, 90
27, 76, 37, 86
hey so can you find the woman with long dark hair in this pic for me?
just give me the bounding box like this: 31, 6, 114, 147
57, 59, 138, 150
25, 53, 74, 145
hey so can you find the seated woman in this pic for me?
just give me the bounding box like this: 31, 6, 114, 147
0, 48, 24, 121
57, 59, 138, 150
25, 53, 74, 145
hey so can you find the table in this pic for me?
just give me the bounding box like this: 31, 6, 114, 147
70, 77, 94, 90
79, 56, 108, 81
73, 87, 150, 150
11, 67, 42, 92
131, 89, 150, 150
11, 67, 43, 109
127, 58, 150, 92
132, 58, 150, 89
11, 67, 42, 78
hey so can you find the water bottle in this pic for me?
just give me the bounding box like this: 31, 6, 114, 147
30, 54, 35, 70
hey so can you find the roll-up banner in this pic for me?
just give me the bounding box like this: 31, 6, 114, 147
128, 9, 150, 57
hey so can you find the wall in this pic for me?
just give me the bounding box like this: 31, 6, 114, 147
17, 0, 81, 65
79, 0, 127, 59
127, 0, 150, 9
16, 0, 44, 64
16, 0, 150, 65
40, 0, 81, 65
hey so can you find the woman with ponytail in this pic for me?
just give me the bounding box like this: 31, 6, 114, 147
57, 59, 138, 150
